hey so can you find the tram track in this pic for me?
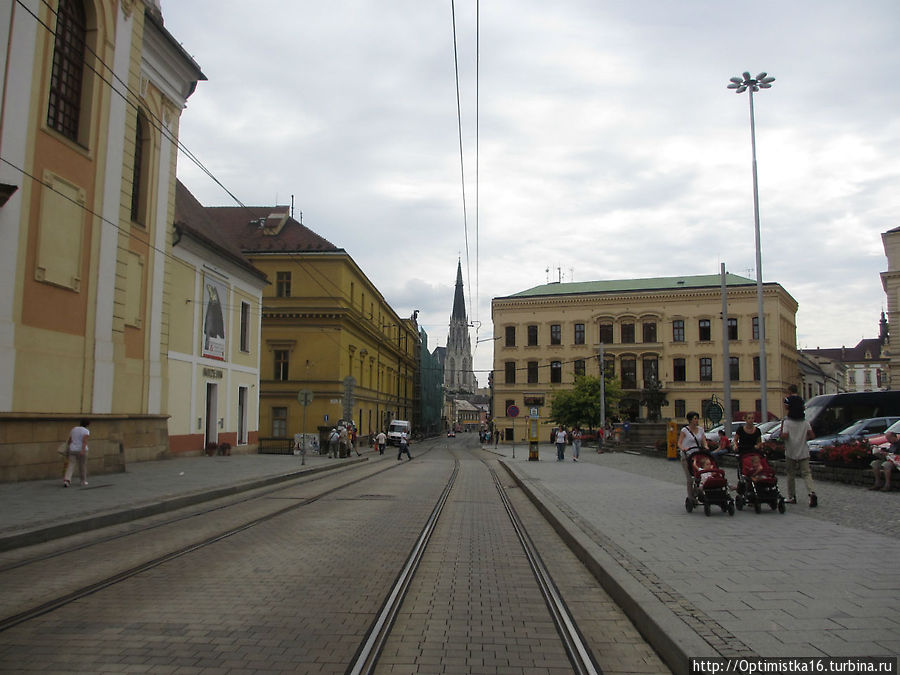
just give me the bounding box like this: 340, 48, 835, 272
346, 445, 601, 675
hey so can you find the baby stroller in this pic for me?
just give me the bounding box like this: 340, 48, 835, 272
735, 450, 785, 513
685, 450, 735, 516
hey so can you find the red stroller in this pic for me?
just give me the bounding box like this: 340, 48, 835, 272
735, 450, 785, 514
685, 450, 735, 516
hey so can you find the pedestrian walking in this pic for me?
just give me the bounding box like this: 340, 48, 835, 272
375, 430, 387, 455
494, 430, 499, 448
572, 427, 582, 461
555, 427, 568, 461
678, 412, 707, 501
397, 431, 412, 460
63, 419, 90, 487
327, 428, 339, 458
596, 427, 605, 453
351, 424, 360, 456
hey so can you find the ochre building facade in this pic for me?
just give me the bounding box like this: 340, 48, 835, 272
491, 274, 799, 436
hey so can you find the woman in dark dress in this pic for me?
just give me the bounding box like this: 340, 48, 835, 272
734, 412, 762, 454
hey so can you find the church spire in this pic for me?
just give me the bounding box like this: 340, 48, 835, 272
451, 259, 467, 322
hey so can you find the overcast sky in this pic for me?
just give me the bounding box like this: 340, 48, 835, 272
162, 1, 900, 384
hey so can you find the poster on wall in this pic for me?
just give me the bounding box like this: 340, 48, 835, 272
202, 275, 227, 360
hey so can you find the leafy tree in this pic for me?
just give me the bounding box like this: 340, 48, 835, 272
550, 374, 623, 430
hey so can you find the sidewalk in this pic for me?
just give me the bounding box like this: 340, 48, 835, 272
0, 451, 371, 551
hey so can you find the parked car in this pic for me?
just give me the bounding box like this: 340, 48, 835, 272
806, 416, 900, 460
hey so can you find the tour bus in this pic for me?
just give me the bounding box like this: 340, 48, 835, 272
802, 391, 900, 438
387, 420, 411, 446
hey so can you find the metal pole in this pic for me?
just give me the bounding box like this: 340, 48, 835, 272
301, 404, 307, 465
599, 344, 606, 429
721, 263, 732, 435
748, 87, 768, 420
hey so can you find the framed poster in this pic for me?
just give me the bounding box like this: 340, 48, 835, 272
202, 275, 227, 360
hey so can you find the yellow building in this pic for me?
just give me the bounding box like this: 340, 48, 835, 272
491, 274, 799, 436
196, 204, 419, 444
170, 181, 267, 455
0, 0, 204, 479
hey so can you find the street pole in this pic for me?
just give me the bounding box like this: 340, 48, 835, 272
720, 263, 732, 434
728, 71, 774, 420
598, 344, 606, 430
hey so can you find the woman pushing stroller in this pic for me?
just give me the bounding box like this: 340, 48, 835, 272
678, 411, 708, 503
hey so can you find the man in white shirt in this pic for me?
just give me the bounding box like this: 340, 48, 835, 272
781, 416, 818, 507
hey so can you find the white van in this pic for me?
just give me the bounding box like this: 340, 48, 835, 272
387, 420, 411, 446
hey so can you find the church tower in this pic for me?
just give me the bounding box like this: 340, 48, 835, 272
444, 261, 476, 394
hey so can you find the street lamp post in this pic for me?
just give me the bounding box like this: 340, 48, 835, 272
728, 71, 774, 420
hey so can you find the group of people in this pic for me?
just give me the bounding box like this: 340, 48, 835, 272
326, 423, 361, 459
869, 432, 899, 491
677, 384, 819, 507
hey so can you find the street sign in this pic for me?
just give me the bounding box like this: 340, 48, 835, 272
529, 407, 539, 418
297, 389, 314, 406
705, 401, 724, 425
507, 405, 520, 418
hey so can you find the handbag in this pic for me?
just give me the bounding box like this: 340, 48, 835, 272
57, 442, 69, 456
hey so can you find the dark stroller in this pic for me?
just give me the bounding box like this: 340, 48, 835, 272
685, 450, 735, 516
735, 450, 785, 513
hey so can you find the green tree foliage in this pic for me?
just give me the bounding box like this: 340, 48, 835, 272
550, 375, 623, 429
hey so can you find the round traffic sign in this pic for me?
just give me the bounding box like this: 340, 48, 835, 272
507, 405, 520, 418
297, 389, 314, 406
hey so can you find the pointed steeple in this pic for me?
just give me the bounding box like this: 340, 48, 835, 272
451, 259, 467, 322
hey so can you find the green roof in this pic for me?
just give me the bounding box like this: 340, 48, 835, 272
504, 273, 758, 298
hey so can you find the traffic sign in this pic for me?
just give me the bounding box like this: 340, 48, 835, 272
507, 405, 520, 418
297, 389, 314, 406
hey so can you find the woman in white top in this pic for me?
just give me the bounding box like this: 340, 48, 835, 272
678, 412, 708, 500
63, 419, 90, 487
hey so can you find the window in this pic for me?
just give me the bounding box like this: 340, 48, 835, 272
505, 326, 516, 347
550, 361, 562, 383
752, 316, 760, 340
731, 399, 740, 416
642, 357, 658, 385
599, 323, 613, 344
727, 318, 738, 340
47, 0, 87, 142
527, 361, 538, 384
505, 361, 516, 384
621, 358, 637, 389
505, 399, 515, 415
130, 110, 150, 224
699, 357, 712, 381
673, 320, 685, 343
272, 407, 287, 437
753, 356, 760, 381
274, 350, 289, 380
729, 356, 740, 381
276, 272, 291, 297
550, 324, 562, 345
643, 322, 657, 343
699, 319, 711, 341
603, 357, 615, 378
527, 325, 538, 346
674, 399, 686, 418
673, 358, 686, 382
574, 323, 585, 345
240, 301, 250, 352
621, 323, 635, 343
574, 359, 586, 377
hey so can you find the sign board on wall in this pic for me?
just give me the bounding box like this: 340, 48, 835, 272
201, 275, 227, 361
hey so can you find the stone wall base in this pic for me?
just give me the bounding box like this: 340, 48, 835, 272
0, 414, 170, 482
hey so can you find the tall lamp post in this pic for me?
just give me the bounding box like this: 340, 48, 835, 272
728, 71, 774, 420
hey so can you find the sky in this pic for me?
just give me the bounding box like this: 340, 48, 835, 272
161, 1, 900, 385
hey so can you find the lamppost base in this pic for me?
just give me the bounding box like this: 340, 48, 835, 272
528, 442, 539, 461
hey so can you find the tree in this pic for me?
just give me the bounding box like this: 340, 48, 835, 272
550, 375, 623, 429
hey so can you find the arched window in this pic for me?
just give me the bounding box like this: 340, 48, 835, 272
47, 0, 87, 142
